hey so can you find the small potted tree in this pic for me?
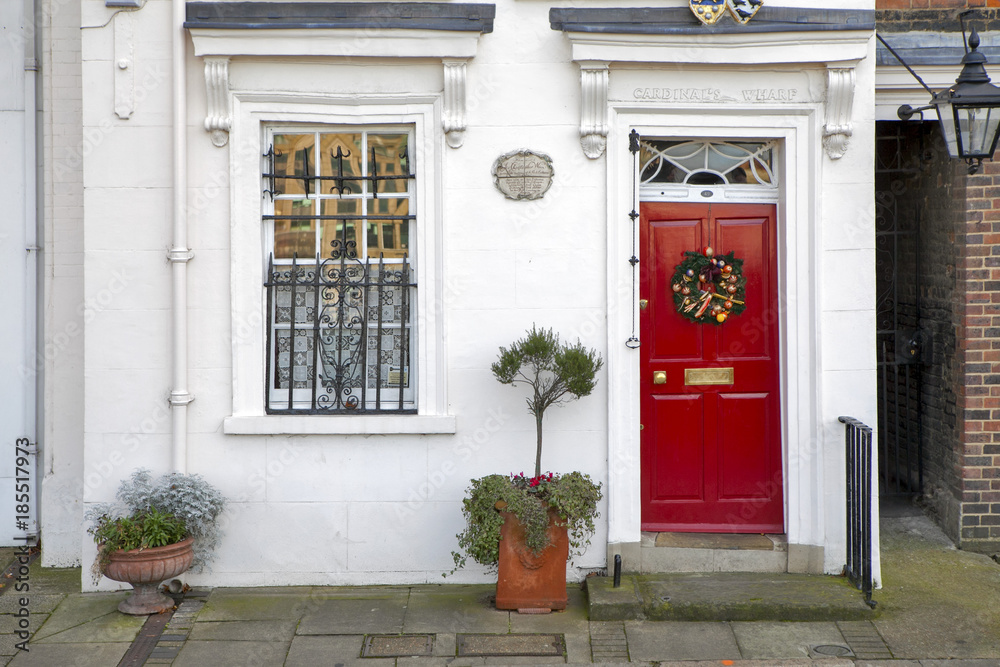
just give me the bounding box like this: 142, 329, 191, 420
87, 469, 226, 614
452, 326, 603, 612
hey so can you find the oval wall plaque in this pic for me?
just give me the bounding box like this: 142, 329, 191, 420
492, 150, 554, 201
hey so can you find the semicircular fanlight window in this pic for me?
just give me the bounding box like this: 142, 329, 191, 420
640, 139, 777, 187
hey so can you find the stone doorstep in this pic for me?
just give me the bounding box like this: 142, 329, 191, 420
647, 532, 784, 550
638, 532, 789, 574
587, 573, 876, 622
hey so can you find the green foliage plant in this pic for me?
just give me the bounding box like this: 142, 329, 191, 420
451, 326, 604, 574
451, 471, 602, 572
86, 469, 226, 584
491, 325, 604, 478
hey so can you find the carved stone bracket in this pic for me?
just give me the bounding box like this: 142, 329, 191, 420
823, 66, 856, 160
579, 62, 609, 159
443, 59, 468, 149
203, 56, 231, 147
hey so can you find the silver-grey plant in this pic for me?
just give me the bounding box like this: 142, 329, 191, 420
86, 468, 226, 576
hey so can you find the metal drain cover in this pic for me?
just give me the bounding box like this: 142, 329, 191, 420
457, 633, 565, 657
811, 644, 853, 657
361, 634, 433, 657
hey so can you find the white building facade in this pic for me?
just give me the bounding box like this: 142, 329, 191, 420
25, 0, 877, 589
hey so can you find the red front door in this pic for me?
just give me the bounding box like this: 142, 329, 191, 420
640, 202, 783, 533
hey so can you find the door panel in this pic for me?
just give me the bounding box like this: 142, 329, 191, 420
650, 394, 704, 500
640, 202, 782, 533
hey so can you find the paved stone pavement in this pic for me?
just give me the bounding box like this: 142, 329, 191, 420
0, 504, 996, 666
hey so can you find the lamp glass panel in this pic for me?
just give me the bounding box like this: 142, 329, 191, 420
936, 103, 960, 157
954, 106, 1000, 157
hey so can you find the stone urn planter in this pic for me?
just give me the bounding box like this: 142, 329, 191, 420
103, 537, 194, 615
495, 510, 569, 612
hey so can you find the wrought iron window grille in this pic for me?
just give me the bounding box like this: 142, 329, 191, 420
262, 143, 413, 200
265, 247, 416, 414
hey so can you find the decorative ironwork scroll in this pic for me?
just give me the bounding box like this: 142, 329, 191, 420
266, 249, 415, 414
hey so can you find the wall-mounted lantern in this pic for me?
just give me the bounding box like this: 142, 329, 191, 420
881, 26, 1000, 175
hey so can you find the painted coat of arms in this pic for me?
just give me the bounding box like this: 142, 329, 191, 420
727, 0, 763, 25
689, 0, 726, 25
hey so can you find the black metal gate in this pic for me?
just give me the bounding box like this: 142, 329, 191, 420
875, 121, 925, 496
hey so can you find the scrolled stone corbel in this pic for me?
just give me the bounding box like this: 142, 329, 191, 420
579, 62, 609, 159
823, 66, 856, 160
204, 56, 231, 148
443, 59, 468, 149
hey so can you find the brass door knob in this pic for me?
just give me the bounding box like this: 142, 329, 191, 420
639, 299, 649, 310
653, 371, 667, 385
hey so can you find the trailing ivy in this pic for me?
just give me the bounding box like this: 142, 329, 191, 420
450, 471, 602, 573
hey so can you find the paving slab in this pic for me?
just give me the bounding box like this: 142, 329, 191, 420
188, 619, 298, 641
873, 514, 1000, 660
18, 567, 80, 596
31, 593, 142, 644
197, 588, 319, 622
402, 585, 508, 634
625, 620, 740, 661
284, 635, 393, 667
731, 621, 850, 659
171, 639, 290, 667
6, 641, 132, 666
0, 612, 46, 638
396, 658, 486, 667
0, 596, 61, 615
297, 594, 409, 635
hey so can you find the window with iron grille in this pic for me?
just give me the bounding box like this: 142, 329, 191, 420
262, 127, 416, 414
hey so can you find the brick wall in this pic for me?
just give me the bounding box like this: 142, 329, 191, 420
876, 4, 1000, 32
958, 155, 1000, 549
914, 123, 966, 543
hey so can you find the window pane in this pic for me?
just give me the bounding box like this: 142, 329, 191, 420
369, 133, 410, 194
272, 133, 314, 197
273, 200, 316, 259
320, 133, 363, 196
320, 199, 362, 259
366, 199, 409, 259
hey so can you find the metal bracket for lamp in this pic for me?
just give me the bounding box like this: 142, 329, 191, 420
879, 12, 1000, 175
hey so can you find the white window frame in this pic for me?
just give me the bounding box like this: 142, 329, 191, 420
224, 94, 454, 435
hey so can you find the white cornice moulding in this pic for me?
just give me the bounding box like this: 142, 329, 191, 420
563, 30, 872, 66
204, 56, 231, 147
823, 66, 856, 160
442, 59, 468, 149
580, 62, 609, 159
188, 28, 482, 59
188, 28, 485, 147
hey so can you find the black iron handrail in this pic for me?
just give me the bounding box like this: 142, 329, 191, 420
839, 415, 877, 609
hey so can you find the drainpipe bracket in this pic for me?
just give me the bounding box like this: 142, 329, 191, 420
167, 248, 194, 263
169, 391, 194, 406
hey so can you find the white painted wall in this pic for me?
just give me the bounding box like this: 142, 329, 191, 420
62, 0, 877, 588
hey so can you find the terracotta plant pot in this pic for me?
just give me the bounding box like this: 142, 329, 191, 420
495, 511, 569, 612
103, 536, 194, 615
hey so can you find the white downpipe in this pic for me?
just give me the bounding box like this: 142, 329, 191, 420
24, 0, 40, 539
169, 0, 192, 473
